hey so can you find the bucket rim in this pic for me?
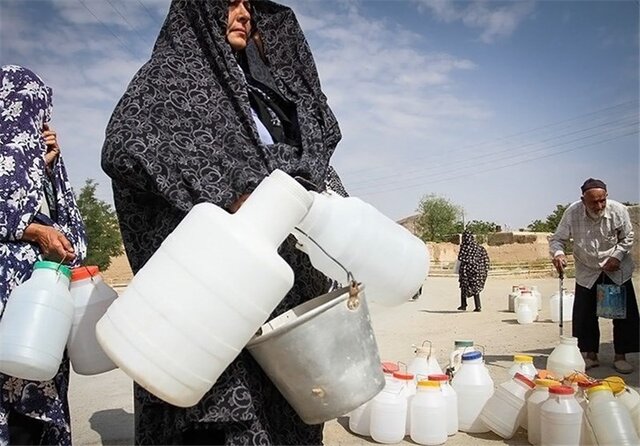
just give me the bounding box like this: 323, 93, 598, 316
246, 284, 365, 348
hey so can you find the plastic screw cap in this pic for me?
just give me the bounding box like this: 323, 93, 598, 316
514, 354, 534, 363
586, 384, 613, 396
549, 385, 575, 395
534, 378, 561, 388
603, 376, 626, 395
514, 373, 535, 388
71, 265, 100, 281
427, 374, 449, 382
461, 351, 482, 361
34, 260, 72, 279
392, 372, 415, 381
418, 380, 441, 388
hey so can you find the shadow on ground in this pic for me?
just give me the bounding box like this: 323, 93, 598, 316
89, 408, 134, 445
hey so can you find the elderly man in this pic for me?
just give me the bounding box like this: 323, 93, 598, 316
549, 178, 638, 374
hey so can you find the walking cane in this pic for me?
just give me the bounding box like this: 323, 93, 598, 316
558, 270, 564, 337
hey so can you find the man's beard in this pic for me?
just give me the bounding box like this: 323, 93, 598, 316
587, 208, 605, 219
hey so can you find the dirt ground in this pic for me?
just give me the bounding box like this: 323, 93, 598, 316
69, 275, 639, 446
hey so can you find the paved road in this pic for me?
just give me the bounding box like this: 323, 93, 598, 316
69, 276, 639, 445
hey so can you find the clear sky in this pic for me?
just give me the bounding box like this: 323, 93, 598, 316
2, 0, 638, 230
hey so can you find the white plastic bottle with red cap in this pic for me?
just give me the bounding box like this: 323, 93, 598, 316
349, 361, 398, 437
428, 374, 458, 436
369, 372, 408, 444
526, 378, 561, 445
450, 351, 494, 433
0, 261, 74, 381
410, 380, 447, 445
539, 385, 583, 446
479, 372, 535, 439
67, 265, 118, 375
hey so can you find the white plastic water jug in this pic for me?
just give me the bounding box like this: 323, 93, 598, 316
408, 341, 443, 382
348, 361, 396, 436
526, 378, 561, 445
293, 191, 429, 306
507, 285, 521, 312
546, 336, 585, 379
550, 289, 574, 322
410, 380, 447, 446
448, 340, 477, 375
507, 354, 537, 380
0, 261, 73, 381
450, 351, 494, 433
479, 373, 534, 439
67, 266, 118, 375
96, 169, 313, 407
370, 375, 407, 444
428, 374, 458, 436
530, 285, 542, 311
586, 384, 639, 445
394, 371, 416, 435
609, 378, 640, 436
575, 382, 597, 446
539, 386, 583, 446
515, 291, 537, 324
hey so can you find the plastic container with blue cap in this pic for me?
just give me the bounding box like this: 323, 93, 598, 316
451, 350, 494, 433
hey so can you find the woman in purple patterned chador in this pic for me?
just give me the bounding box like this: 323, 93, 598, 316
102, 0, 345, 444
0, 65, 87, 445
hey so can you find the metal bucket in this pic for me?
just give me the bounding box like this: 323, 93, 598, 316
246, 284, 385, 425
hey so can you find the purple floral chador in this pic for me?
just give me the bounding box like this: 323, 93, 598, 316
0, 65, 87, 446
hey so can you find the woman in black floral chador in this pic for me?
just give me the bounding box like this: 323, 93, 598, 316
101, 0, 342, 444
457, 230, 490, 312
0, 65, 87, 446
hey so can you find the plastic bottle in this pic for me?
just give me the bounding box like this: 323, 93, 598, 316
96, 169, 314, 407
507, 285, 521, 312
410, 380, 447, 445
451, 351, 494, 433
530, 285, 542, 311
349, 361, 400, 436
428, 374, 458, 436
515, 291, 537, 324
394, 371, 416, 435
370, 375, 407, 444
0, 261, 73, 381
549, 289, 575, 322
448, 340, 476, 375
292, 191, 429, 306
507, 354, 537, 380
575, 381, 598, 446
408, 341, 442, 382
586, 384, 639, 445
540, 385, 583, 446
479, 373, 535, 439
67, 266, 118, 375
546, 336, 585, 380
526, 378, 561, 445
605, 376, 640, 437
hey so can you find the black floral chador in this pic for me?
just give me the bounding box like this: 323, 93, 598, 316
101, 0, 341, 444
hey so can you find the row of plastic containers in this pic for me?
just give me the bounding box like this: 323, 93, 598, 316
349, 345, 640, 445
508, 284, 575, 324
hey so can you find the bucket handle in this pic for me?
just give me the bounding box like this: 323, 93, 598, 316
293, 226, 360, 309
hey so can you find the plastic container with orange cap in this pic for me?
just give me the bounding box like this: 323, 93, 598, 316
68, 265, 118, 375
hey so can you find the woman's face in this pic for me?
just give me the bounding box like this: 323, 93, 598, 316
227, 0, 252, 51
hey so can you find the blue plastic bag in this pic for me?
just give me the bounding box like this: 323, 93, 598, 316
596, 283, 627, 319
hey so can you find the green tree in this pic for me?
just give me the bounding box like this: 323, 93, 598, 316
415, 194, 463, 242
527, 203, 570, 232
76, 179, 123, 270
464, 220, 501, 235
